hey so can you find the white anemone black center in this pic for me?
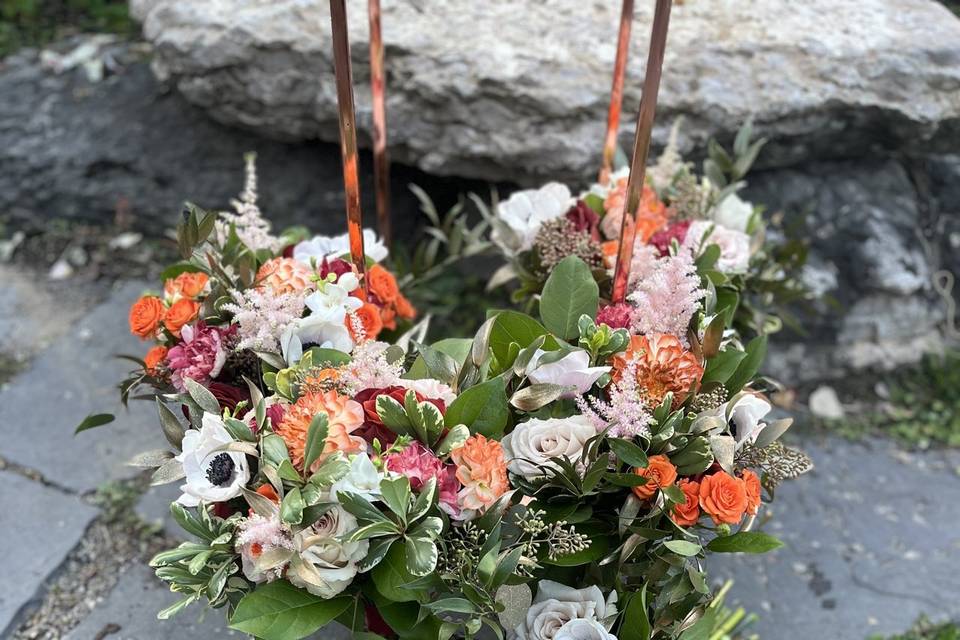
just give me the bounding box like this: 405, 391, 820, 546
206, 453, 235, 486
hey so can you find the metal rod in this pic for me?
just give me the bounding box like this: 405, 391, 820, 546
329, 0, 368, 295
368, 0, 391, 246
599, 0, 634, 184
611, 0, 672, 304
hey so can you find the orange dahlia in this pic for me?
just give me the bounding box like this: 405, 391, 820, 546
612, 334, 703, 408
255, 257, 315, 295
274, 390, 365, 472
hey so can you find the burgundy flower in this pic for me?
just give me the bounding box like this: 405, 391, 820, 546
649, 220, 693, 257
319, 258, 354, 281
207, 382, 250, 413
565, 200, 601, 240
596, 303, 634, 330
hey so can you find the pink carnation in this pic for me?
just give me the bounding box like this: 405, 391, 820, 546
385, 441, 460, 515
596, 303, 633, 330
166, 322, 232, 392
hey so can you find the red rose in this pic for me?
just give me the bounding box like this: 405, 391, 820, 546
649, 220, 692, 256
207, 382, 250, 413
565, 200, 600, 240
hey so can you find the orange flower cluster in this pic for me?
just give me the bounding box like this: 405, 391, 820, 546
129, 272, 209, 341
601, 180, 670, 243
256, 257, 315, 295
612, 334, 703, 409
632, 456, 763, 527
353, 264, 416, 339
450, 434, 509, 512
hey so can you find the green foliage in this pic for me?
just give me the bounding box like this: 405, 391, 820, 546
229, 581, 351, 640
870, 617, 960, 640
539, 256, 599, 340
1, 0, 133, 58
821, 349, 960, 449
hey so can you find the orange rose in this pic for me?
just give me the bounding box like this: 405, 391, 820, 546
451, 434, 509, 513
394, 293, 416, 320
671, 479, 701, 526
347, 303, 384, 340
741, 469, 762, 516
129, 296, 164, 339
367, 264, 399, 304
144, 345, 168, 374
164, 271, 209, 300
380, 304, 397, 331
632, 454, 678, 500
163, 298, 200, 336
699, 471, 748, 525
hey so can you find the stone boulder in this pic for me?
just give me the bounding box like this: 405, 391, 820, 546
131, 0, 960, 184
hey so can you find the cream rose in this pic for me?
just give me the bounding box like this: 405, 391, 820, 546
713, 193, 755, 233
685, 221, 751, 274
286, 505, 369, 598
502, 415, 597, 479
515, 581, 618, 640
556, 619, 617, 640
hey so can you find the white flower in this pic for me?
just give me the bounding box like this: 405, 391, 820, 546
515, 581, 618, 640
293, 228, 388, 265
280, 315, 354, 364
303, 276, 363, 322
502, 415, 597, 480
694, 392, 772, 449
396, 378, 457, 405
175, 413, 250, 507
555, 620, 617, 640
713, 193, 755, 233
685, 221, 751, 274
287, 505, 369, 599
330, 453, 384, 503
235, 513, 295, 584
584, 166, 629, 200
526, 349, 609, 399
492, 183, 572, 255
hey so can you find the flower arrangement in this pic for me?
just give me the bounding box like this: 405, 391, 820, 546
486, 121, 808, 337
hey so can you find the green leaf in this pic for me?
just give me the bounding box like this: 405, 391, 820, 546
404, 535, 439, 576
302, 414, 329, 474
406, 338, 472, 381
608, 438, 649, 468
380, 476, 412, 523
280, 487, 304, 524
702, 349, 748, 385
510, 383, 568, 411
662, 539, 701, 557
74, 413, 115, 434
376, 395, 413, 434
706, 531, 784, 554
156, 400, 186, 448
229, 581, 351, 640
444, 377, 509, 438
371, 542, 420, 602
488, 311, 553, 370
425, 598, 476, 614
184, 378, 220, 414
724, 335, 768, 393
540, 256, 600, 340
619, 587, 651, 640
304, 347, 351, 367
337, 491, 390, 524
262, 434, 291, 468
411, 341, 460, 386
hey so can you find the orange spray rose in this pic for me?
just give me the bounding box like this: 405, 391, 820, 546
144, 345, 169, 374
741, 469, 762, 516
163, 298, 200, 336
632, 454, 678, 500
129, 296, 164, 338
348, 303, 384, 340
164, 271, 209, 300
367, 264, 400, 304
671, 479, 701, 526
699, 471, 749, 525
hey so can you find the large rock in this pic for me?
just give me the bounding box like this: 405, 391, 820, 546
131, 0, 960, 184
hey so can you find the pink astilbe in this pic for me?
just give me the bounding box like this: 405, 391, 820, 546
215, 153, 284, 253
627, 250, 705, 342
575, 358, 652, 438
338, 340, 404, 395
223, 288, 306, 353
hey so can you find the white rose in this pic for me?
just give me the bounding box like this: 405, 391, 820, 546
396, 377, 457, 405
293, 228, 388, 265
515, 581, 618, 640
685, 221, 751, 274
330, 453, 384, 503
287, 505, 369, 599
492, 183, 572, 255
526, 349, 609, 398
713, 193, 755, 233
502, 416, 597, 479
555, 619, 617, 640
175, 413, 250, 507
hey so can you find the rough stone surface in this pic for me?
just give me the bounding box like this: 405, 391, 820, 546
0, 280, 165, 493
0, 39, 486, 238
63, 564, 236, 640
708, 435, 960, 639
0, 471, 98, 635
132, 0, 960, 184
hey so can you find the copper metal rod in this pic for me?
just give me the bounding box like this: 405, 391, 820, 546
329, 0, 368, 295
368, 0, 391, 247
611, 0, 672, 304
599, 0, 634, 184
